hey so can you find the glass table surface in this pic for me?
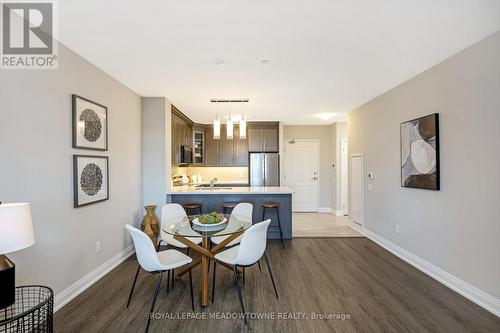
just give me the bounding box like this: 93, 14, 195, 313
162, 214, 252, 238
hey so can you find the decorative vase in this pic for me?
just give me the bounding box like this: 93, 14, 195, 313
141, 205, 159, 245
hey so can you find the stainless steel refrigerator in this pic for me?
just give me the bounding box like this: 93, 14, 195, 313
249, 153, 280, 187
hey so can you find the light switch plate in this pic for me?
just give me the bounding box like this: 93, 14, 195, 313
368, 183, 373, 191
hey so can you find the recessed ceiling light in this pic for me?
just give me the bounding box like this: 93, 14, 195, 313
260, 59, 269, 64
214, 58, 224, 67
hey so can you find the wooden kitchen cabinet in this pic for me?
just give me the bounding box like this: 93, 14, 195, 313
234, 128, 248, 166
248, 128, 263, 152
171, 106, 193, 165
218, 125, 234, 166
262, 128, 279, 152
203, 126, 219, 166
247, 123, 279, 152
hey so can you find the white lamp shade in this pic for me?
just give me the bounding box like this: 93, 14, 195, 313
227, 118, 233, 139
239, 119, 247, 139
213, 119, 221, 139
0, 203, 35, 254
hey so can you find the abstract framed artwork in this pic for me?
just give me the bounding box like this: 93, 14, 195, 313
73, 155, 109, 207
401, 113, 440, 190
72, 94, 108, 151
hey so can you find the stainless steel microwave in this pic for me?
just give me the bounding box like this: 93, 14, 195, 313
179, 145, 192, 164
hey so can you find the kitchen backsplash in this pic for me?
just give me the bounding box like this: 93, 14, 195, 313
173, 166, 248, 183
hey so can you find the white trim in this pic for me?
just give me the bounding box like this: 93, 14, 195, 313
349, 153, 364, 227
334, 210, 344, 216
318, 207, 333, 213
54, 245, 135, 312
353, 226, 500, 317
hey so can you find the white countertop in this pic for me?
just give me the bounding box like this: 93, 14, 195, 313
168, 186, 294, 194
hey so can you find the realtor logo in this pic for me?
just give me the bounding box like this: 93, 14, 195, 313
1, 0, 58, 69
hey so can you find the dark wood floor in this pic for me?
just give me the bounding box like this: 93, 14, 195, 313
54, 238, 500, 332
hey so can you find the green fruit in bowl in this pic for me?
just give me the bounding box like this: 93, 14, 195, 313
209, 211, 217, 217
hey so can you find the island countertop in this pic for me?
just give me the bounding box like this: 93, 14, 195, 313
168, 186, 294, 194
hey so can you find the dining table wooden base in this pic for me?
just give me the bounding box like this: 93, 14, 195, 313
174, 228, 244, 308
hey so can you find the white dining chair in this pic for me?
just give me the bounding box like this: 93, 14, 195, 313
125, 224, 194, 333
211, 203, 253, 248
211, 219, 278, 324
158, 203, 203, 252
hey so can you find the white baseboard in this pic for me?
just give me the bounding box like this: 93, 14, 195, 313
356, 227, 500, 317
334, 210, 344, 216
54, 245, 135, 312
318, 207, 333, 213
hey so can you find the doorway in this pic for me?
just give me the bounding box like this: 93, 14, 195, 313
350, 154, 364, 226
283, 139, 319, 212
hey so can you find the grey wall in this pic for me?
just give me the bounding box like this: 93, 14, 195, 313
283, 125, 336, 209
141, 97, 172, 217
0, 43, 142, 296
348, 31, 500, 299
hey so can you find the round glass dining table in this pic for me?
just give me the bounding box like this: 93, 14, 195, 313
162, 214, 252, 308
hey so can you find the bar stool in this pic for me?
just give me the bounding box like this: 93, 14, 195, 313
222, 202, 238, 214
262, 203, 284, 248
182, 203, 202, 215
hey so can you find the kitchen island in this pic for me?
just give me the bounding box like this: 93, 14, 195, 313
166, 186, 293, 239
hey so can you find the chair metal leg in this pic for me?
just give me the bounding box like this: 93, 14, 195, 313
211, 260, 217, 303
264, 253, 279, 299
171, 268, 175, 288
243, 267, 246, 285
127, 265, 141, 308
257, 260, 262, 272
145, 272, 163, 333
166, 270, 170, 294
233, 265, 247, 325
276, 207, 284, 248
262, 207, 266, 221
156, 239, 162, 252
188, 265, 194, 311
186, 247, 190, 256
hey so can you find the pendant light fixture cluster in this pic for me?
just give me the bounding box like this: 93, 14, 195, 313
211, 99, 248, 140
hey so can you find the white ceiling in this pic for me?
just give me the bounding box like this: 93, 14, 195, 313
59, 0, 500, 124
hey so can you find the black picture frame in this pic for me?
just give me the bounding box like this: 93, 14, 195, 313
400, 113, 440, 191
73, 155, 109, 208
72, 94, 108, 151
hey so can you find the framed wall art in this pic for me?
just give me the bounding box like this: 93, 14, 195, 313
72, 94, 108, 151
401, 113, 440, 190
73, 155, 109, 207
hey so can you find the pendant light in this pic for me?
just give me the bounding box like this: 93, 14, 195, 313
239, 114, 247, 139
213, 103, 220, 139
227, 114, 234, 140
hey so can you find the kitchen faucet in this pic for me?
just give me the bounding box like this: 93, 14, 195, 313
209, 178, 218, 190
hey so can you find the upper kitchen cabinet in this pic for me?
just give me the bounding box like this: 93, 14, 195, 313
192, 125, 205, 165
218, 125, 235, 166
247, 122, 279, 152
234, 128, 248, 166
171, 106, 193, 165
203, 126, 219, 166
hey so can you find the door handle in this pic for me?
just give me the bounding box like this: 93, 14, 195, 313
312, 177, 318, 180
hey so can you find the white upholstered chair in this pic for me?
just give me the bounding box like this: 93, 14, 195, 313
211, 219, 278, 324
125, 224, 194, 333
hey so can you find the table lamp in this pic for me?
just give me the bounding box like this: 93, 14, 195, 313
0, 202, 35, 309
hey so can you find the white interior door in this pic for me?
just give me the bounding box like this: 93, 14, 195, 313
351, 154, 363, 226
283, 140, 319, 212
